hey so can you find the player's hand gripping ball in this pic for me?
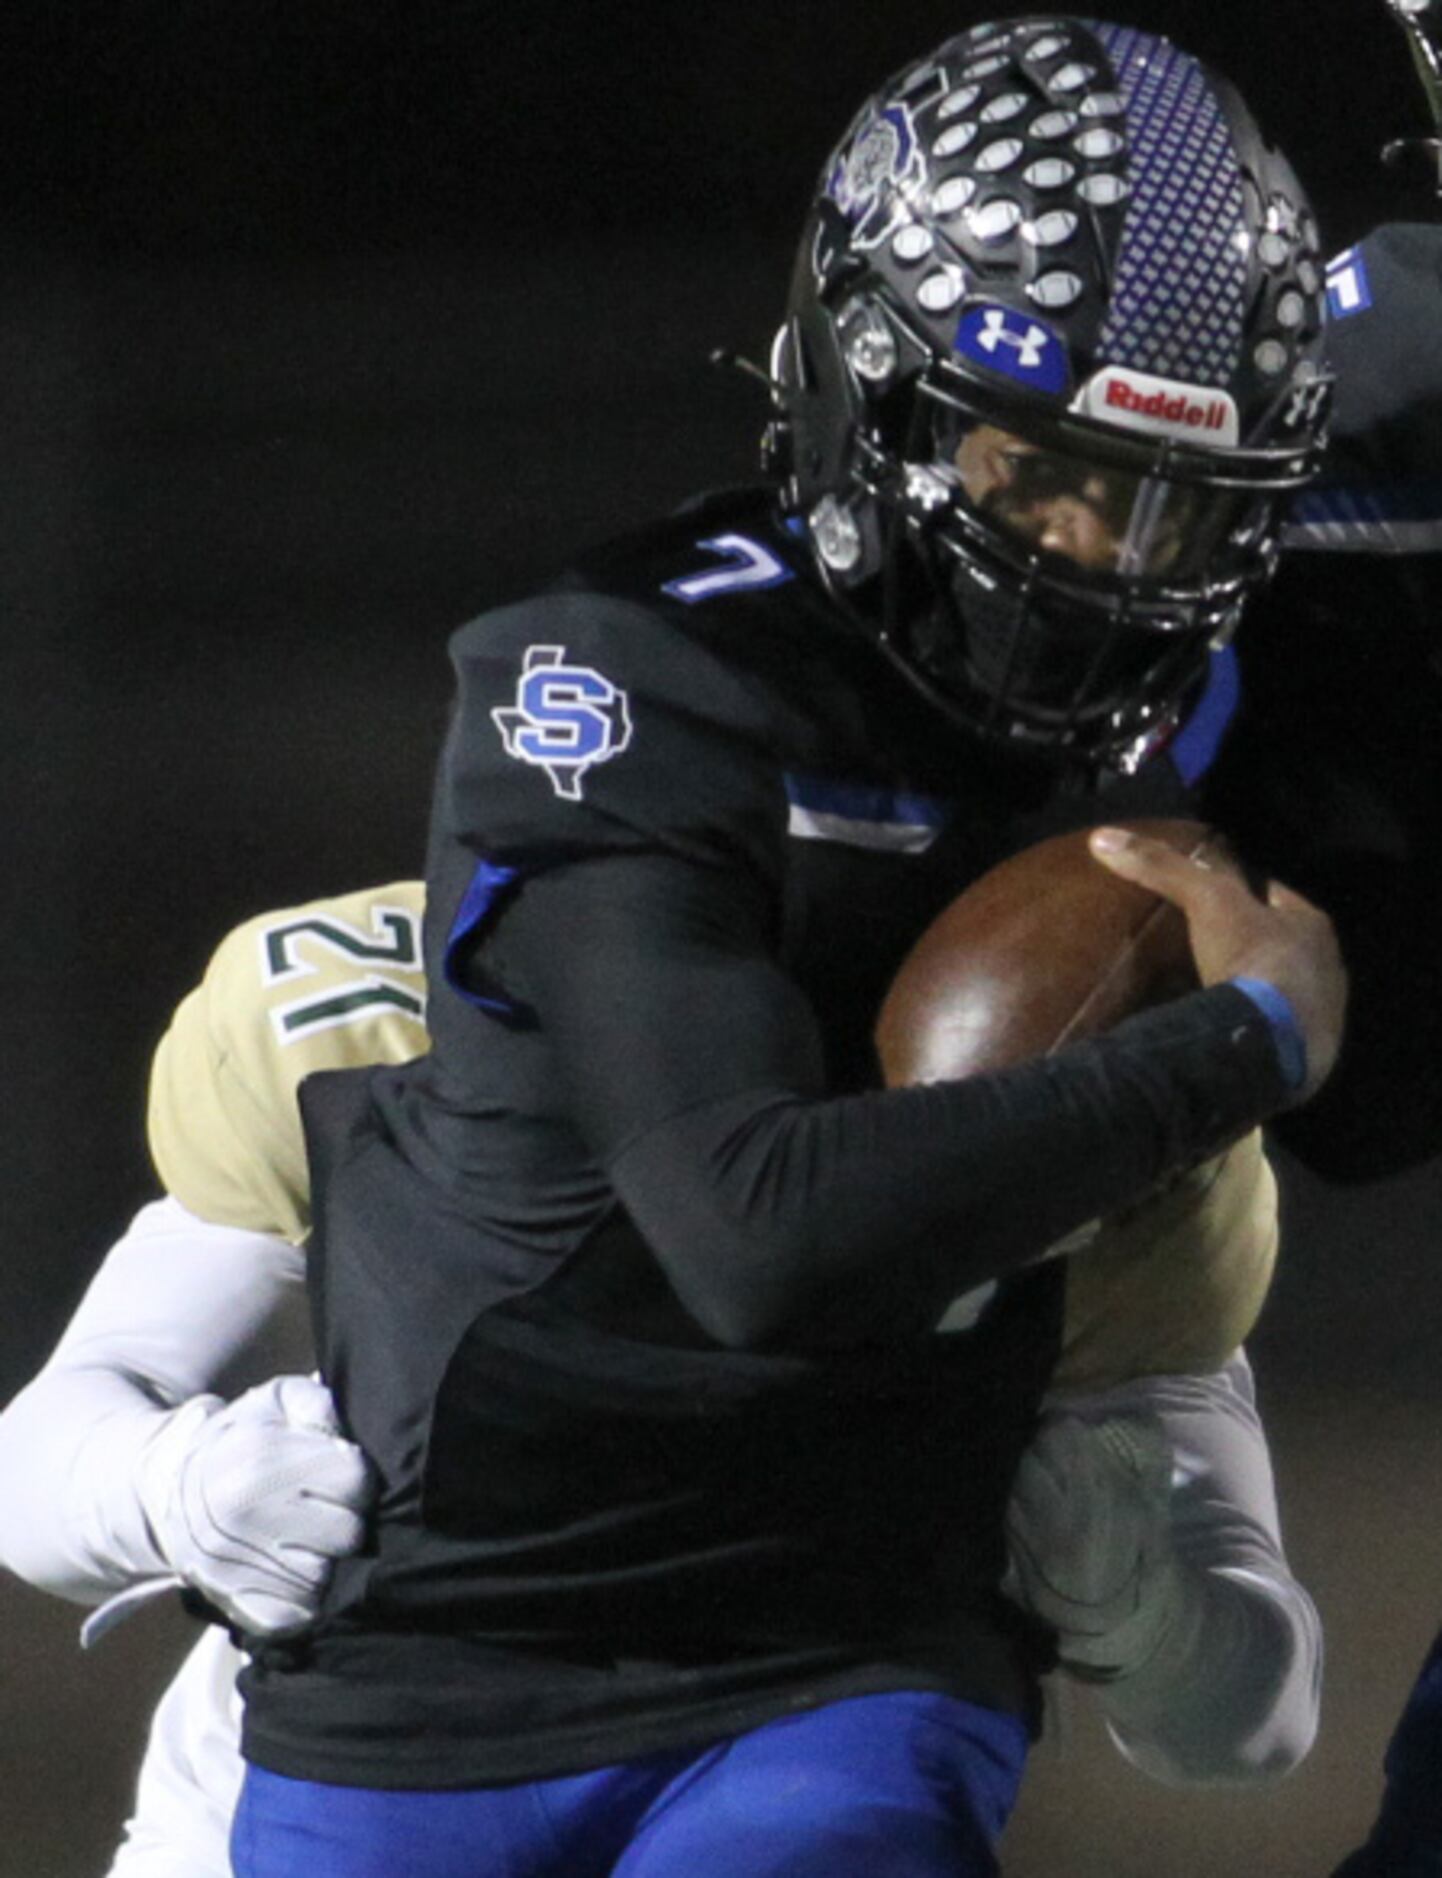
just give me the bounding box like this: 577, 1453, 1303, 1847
875, 819, 1225, 1084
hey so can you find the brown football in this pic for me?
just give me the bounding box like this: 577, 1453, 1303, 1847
875, 818, 1226, 1086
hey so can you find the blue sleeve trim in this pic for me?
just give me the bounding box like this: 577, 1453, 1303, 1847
444, 858, 522, 1014
1286, 477, 1442, 529
1168, 645, 1240, 786
1229, 976, 1307, 1093
1324, 245, 1373, 320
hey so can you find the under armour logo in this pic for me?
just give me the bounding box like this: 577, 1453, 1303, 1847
1281, 373, 1329, 433
953, 303, 1070, 394
976, 309, 1052, 369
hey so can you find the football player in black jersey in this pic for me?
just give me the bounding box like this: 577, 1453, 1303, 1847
1312, 9, 1442, 1870
1201, 212, 1442, 1187
1331, 1627, 1442, 1877
228, 21, 1347, 1878
1306, 219, 1442, 1864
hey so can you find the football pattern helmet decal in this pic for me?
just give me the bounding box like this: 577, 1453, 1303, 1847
770, 16, 1332, 769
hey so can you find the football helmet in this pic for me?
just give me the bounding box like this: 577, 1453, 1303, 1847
770, 17, 1331, 767
1381, 0, 1442, 191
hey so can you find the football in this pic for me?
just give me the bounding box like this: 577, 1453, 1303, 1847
875, 819, 1226, 1086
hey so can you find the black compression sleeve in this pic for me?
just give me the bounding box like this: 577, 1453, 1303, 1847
482, 851, 1290, 1348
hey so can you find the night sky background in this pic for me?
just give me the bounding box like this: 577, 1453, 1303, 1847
1, 4, 1439, 1873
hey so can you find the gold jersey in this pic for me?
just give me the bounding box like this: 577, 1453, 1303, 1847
1052, 1131, 1276, 1390
148, 882, 429, 1244
147, 880, 1275, 1384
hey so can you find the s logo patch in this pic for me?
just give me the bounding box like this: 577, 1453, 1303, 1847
491, 645, 633, 800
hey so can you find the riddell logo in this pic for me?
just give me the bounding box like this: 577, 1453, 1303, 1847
1074, 367, 1240, 446
1104, 379, 1228, 431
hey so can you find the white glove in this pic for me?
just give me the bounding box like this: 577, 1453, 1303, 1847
133, 1374, 374, 1636
1004, 1410, 1183, 1680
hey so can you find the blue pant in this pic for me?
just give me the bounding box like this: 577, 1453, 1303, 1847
232, 1690, 1029, 1877
1333, 1627, 1442, 1876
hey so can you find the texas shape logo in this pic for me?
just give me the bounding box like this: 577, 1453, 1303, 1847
492, 645, 634, 800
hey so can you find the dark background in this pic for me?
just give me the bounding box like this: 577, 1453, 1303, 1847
1, 4, 1439, 1873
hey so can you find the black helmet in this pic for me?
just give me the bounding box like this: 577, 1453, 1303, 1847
770, 16, 1331, 768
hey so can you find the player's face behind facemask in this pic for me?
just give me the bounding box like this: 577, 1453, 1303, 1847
949, 423, 1240, 580
888, 395, 1275, 755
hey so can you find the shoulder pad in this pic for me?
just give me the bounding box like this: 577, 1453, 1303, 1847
147, 883, 428, 1240
442, 587, 794, 879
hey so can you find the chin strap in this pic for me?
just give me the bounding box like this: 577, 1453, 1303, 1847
1382, 0, 1442, 193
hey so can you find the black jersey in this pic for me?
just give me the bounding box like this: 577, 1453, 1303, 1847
1206, 224, 1442, 1180
241, 489, 1291, 1790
